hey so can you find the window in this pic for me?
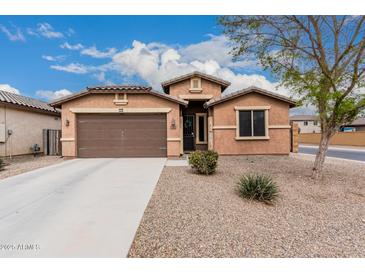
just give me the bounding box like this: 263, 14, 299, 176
190, 77, 202, 91
192, 79, 199, 89
238, 111, 252, 136
313, 120, 318, 126
235, 107, 269, 140
196, 113, 207, 144
303, 121, 308, 126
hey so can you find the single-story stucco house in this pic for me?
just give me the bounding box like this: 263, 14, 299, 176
0, 90, 61, 157
50, 71, 296, 158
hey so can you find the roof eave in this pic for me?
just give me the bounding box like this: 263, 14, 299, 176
204, 88, 297, 108
49, 90, 88, 108
49, 88, 189, 107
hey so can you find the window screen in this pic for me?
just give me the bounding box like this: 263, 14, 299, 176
253, 110, 265, 136
239, 110, 266, 137
198, 116, 205, 142
239, 111, 252, 137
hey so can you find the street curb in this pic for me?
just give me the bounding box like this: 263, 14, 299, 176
296, 152, 365, 165
300, 144, 365, 152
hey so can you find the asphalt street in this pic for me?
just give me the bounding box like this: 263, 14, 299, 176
299, 145, 365, 162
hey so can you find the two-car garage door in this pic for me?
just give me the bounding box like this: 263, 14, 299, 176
77, 113, 167, 158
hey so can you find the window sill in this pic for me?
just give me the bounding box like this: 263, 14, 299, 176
196, 141, 208, 145
235, 136, 270, 141
189, 88, 203, 93
113, 99, 128, 105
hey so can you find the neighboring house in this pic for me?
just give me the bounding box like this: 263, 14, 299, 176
340, 117, 365, 132
0, 90, 61, 157
289, 115, 321, 133
50, 71, 296, 158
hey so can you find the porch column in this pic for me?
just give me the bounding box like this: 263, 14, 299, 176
180, 115, 184, 155
208, 109, 214, 150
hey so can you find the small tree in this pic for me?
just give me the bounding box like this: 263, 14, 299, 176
220, 16, 365, 179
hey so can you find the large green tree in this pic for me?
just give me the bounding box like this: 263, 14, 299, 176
220, 16, 365, 179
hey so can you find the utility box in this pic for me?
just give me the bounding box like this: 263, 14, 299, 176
0, 123, 5, 143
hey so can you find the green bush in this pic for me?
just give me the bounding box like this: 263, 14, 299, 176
236, 174, 278, 203
188, 150, 219, 175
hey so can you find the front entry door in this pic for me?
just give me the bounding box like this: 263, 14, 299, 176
183, 115, 195, 151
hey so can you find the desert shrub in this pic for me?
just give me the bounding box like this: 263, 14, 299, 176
237, 174, 278, 203
188, 150, 218, 175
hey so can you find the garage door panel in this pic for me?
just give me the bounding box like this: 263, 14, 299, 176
77, 113, 167, 158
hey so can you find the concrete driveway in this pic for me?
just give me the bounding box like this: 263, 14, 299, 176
0, 158, 166, 257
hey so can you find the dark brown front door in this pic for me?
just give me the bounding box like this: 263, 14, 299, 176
77, 113, 167, 158
183, 114, 195, 151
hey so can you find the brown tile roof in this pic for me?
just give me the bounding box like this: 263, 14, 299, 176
161, 71, 231, 90
0, 89, 59, 114
289, 115, 319, 121
88, 85, 151, 91
204, 86, 297, 108
49, 85, 188, 107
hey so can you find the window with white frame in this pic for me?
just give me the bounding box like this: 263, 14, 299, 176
235, 107, 269, 139
196, 113, 207, 144
303, 121, 308, 126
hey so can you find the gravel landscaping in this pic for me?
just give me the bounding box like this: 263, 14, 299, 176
129, 154, 365, 258
0, 155, 64, 180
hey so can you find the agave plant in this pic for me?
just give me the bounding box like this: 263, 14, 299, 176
237, 173, 278, 203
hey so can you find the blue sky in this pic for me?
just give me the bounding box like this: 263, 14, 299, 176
0, 16, 284, 103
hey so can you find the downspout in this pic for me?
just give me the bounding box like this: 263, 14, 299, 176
4, 105, 7, 158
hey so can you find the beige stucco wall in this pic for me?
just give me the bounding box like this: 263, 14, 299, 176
60, 93, 181, 157
0, 105, 61, 157
169, 78, 222, 98
212, 93, 291, 155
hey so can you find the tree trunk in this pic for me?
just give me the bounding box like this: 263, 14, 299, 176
311, 129, 334, 179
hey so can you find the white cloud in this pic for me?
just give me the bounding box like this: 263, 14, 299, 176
42, 55, 65, 62
0, 24, 25, 42
60, 42, 84, 50
111, 38, 290, 97
50, 63, 89, 74
66, 28, 75, 37
180, 34, 257, 69
28, 23, 63, 39
0, 84, 21, 94
51, 35, 293, 100
81, 46, 117, 58
36, 89, 73, 101
94, 71, 106, 82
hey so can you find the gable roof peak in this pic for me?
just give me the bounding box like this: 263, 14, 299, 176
49, 85, 188, 107
161, 71, 231, 90
204, 86, 297, 108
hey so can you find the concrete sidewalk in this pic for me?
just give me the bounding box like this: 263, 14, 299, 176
0, 158, 166, 257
